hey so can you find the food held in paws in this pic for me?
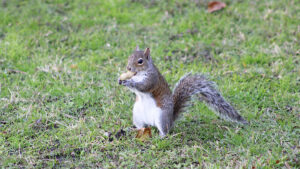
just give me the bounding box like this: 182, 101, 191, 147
119, 71, 135, 80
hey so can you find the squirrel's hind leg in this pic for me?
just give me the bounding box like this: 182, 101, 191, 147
155, 120, 171, 138
156, 125, 167, 138
156, 108, 173, 138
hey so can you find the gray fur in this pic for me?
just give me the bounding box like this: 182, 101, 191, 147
173, 73, 248, 124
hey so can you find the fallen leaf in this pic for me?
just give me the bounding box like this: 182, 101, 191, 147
208, 1, 226, 13
136, 128, 152, 141
70, 64, 78, 69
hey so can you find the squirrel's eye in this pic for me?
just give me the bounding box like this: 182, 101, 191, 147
137, 58, 143, 64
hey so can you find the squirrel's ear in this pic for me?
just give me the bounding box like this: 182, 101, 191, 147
135, 45, 140, 51
144, 48, 150, 60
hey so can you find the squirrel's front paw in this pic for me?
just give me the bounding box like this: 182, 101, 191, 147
118, 78, 123, 85
118, 79, 131, 86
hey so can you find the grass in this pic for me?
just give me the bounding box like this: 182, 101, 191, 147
0, 0, 299, 168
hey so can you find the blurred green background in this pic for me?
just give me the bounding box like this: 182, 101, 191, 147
0, 0, 299, 168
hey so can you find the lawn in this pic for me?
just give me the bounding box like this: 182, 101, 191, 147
0, 0, 299, 168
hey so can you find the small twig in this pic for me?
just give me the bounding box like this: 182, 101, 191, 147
7, 69, 26, 74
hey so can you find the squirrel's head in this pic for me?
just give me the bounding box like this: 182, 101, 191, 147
127, 46, 152, 73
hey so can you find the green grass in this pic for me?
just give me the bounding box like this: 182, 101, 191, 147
0, 0, 299, 168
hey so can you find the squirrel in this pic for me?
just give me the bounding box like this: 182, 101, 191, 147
118, 46, 248, 137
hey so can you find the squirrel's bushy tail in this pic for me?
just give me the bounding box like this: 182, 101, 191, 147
172, 73, 248, 124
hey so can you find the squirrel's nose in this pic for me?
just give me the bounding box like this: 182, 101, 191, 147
127, 66, 131, 71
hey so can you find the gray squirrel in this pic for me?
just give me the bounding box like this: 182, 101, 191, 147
118, 46, 248, 137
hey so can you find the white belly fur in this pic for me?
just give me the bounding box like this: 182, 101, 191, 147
132, 90, 162, 128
